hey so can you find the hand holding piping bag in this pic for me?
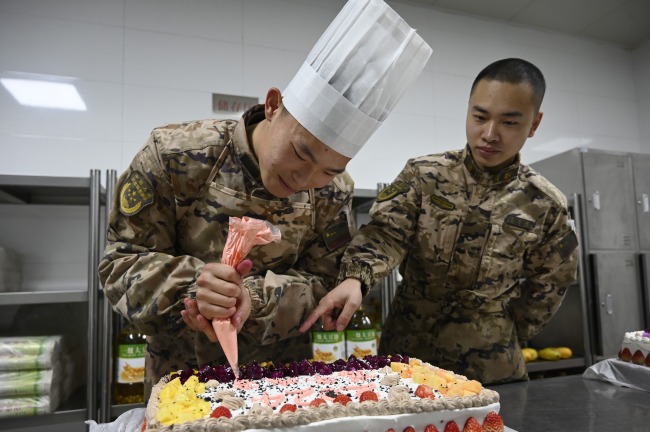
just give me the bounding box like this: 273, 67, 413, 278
214, 216, 281, 378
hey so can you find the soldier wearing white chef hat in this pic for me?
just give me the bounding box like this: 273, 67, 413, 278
100, 0, 431, 391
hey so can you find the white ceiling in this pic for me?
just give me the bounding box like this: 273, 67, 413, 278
394, 0, 650, 50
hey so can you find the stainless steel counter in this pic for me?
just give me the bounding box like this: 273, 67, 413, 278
488, 374, 650, 431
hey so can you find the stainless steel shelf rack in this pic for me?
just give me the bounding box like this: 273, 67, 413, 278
0, 170, 105, 430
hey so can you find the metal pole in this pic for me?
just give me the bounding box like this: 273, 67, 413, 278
86, 169, 101, 421
573, 193, 593, 367
99, 169, 117, 422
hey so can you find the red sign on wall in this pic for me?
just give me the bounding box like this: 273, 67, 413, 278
212, 93, 258, 115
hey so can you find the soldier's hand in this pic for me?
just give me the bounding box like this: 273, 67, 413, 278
182, 298, 218, 342
299, 278, 362, 333
195, 260, 251, 320
184, 260, 253, 339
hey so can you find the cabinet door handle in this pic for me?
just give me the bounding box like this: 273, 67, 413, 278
592, 191, 601, 210
602, 293, 614, 315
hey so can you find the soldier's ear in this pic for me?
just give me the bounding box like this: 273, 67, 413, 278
264, 88, 282, 121
528, 111, 543, 138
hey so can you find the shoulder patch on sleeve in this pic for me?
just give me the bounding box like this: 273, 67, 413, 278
377, 181, 410, 202
554, 230, 578, 261
119, 170, 155, 216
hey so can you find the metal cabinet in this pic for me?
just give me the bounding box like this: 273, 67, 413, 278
0, 171, 105, 431
590, 252, 644, 356
581, 152, 638, 250
532, 148, 649, 362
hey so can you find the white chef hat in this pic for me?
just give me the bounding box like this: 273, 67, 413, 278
282, 0, 432, 158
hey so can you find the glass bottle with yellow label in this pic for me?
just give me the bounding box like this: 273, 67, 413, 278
311, 320, 346, 363
345, 305, 377, 359
113, 320, 147, 404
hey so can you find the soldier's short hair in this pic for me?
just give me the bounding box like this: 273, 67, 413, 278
470, 58, 546, 112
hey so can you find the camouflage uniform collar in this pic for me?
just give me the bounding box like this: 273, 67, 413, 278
462, 145, 520, 185
232, 104, 265, 184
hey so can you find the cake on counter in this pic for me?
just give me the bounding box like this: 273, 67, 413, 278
143, 355, 503, 432
618, 329, 650, 366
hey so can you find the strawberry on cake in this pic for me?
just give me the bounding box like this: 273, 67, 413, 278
143, 355, 503, 432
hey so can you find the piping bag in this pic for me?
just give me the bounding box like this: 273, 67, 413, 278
215, 216, 281, 378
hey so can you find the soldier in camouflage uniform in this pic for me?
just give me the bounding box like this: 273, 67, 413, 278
99, 92, 356, 393
302, 58, 579, 384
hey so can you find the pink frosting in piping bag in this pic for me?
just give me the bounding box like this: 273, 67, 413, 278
215, 216, 281, 378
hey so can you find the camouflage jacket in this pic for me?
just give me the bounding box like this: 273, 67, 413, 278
99, 106, 354, 385
340, 147, 578, 384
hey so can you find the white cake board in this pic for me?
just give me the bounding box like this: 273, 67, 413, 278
86, 408, 519, 432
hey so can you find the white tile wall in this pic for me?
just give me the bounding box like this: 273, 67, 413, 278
125, 0, 243, 43
123, 29, 245, 92
0, 0, 124, 26
0, 13, 124, 82
0, 0, 648, 189
242, 45, 305, 99
242, 0, 339, 52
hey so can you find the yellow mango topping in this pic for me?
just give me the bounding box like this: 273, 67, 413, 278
389, 361, 483, 398
156, 376, 211, 426
390, 362, 409, 373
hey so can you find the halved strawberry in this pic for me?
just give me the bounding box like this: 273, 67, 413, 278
424, 425, 440, 432
645, 352, 650, 367
385, 429, 396, 432
210, 406, 232, 419
279, 403, 297, 413
333, 394, 352, 406
482, 412, 504, 432
415, 384, 436, 400
309, 398, 327, 408
141, 419, 146, 432
619, 347, 632, 362
463, 417, 483, 431
632, 350, 645, 365
403, 427, 416, 432
443, 421, 460, 432
359, 390, 379, 402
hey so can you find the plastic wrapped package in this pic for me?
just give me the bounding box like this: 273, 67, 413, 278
0, 335, 63, 370
0, 336, 82, 416
0, 370, 54, 397
6, 304, 88, 382
0, 395, 50, 417
0, 358, 78, 395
